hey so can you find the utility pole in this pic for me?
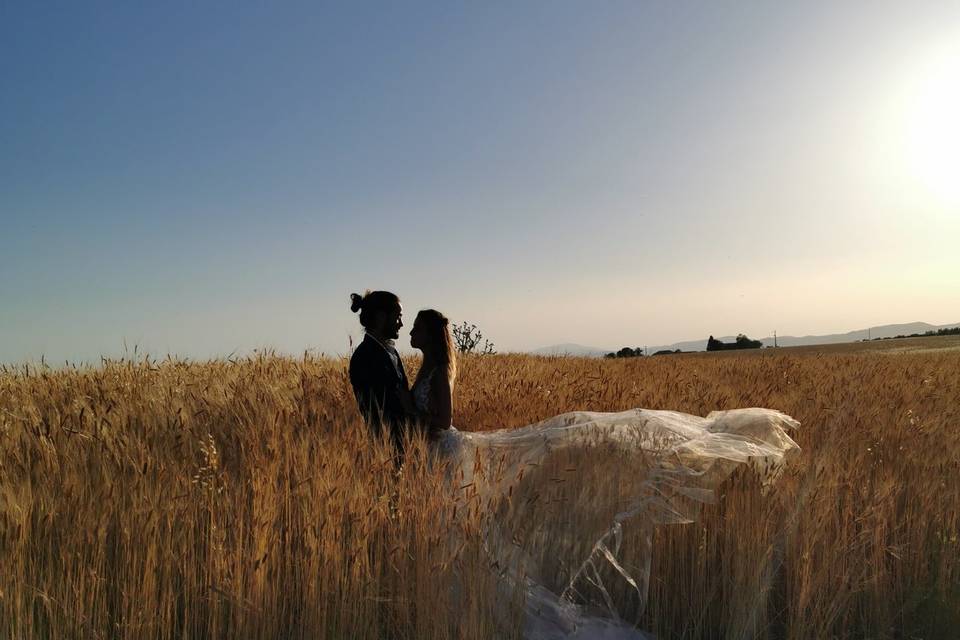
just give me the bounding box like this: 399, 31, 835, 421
773, 330, 777, 348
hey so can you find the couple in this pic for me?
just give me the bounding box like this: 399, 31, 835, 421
348, 289, 802, 638
348, 290, 456, 458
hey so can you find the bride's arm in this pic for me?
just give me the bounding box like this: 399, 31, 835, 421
427, 374, 452, 436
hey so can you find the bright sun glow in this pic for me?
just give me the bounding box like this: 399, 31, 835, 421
904, 42, 960, 205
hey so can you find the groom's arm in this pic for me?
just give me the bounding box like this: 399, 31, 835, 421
349, 352, 386, 432
397, 386, 417, 419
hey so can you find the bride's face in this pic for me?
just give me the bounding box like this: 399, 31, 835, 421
409, 317, 426, 351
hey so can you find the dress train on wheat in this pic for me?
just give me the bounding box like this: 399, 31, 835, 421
413, 372, 800, 638
435, 408, 799, 640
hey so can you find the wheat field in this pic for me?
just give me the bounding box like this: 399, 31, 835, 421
1, 342, 958, 639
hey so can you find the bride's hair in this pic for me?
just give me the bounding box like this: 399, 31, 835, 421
350, 290, 400, 330
415, 309, 457, 390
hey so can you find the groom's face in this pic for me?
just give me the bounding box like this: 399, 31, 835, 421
380, 304, 403, 340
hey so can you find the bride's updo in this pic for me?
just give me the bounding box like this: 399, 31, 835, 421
415, 309, 457, 389
350, 290, 400, 330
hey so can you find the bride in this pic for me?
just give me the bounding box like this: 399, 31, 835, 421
406, 309, 456, 445
405, 308, 801, 639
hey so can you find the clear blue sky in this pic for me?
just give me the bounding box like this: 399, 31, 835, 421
2, 1, 959, 363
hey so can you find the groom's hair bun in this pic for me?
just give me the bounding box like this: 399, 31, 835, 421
351, 290, 401, 329
350, 292, 364, 313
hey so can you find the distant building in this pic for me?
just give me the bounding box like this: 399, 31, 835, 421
706, 334, 763, 351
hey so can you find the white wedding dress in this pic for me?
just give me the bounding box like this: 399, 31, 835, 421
412, 369, 801, 639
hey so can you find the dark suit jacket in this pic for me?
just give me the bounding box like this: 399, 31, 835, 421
349, 334, 411, 450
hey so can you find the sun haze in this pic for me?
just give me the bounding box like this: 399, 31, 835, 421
2, 2, 958, 364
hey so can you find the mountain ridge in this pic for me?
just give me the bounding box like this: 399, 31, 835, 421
530, 321, 960, 357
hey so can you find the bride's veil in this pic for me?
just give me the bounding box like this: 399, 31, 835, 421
437, 408, 800, 638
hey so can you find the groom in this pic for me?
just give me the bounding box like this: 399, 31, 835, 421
348, 290, 413, 460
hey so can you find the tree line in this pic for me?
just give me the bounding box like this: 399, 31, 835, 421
865, 326, 960, 341
605, 333, 765, 358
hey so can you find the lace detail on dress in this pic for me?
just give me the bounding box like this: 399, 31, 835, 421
412, 366, 435, 414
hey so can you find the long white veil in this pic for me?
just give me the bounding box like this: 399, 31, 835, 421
436, 408, 801, 639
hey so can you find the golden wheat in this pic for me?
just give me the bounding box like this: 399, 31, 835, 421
1, 343, 958, 638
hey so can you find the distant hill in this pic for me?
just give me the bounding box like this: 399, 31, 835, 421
755, 322, 959, 348
647, 322, 960, 353
530, 343, 612, 358
533, 322, 960, 357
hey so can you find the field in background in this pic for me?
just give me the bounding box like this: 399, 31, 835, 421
1, 345, 958, 639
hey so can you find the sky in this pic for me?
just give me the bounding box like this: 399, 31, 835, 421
2, 1, 959, 363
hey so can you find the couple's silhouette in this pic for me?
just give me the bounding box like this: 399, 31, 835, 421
346, 288, 803, 638
348, 290, 454, 462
